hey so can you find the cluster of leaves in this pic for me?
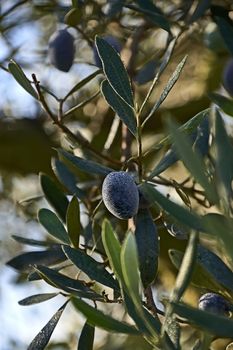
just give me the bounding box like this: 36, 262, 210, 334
4, 1, 233, 350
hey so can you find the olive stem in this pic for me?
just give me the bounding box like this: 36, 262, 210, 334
74, 26, 93, 48
137, 112, 143, 182
121, 24, 145, 169
58, 99, 64, 122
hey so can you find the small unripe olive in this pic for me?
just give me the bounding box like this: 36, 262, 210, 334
49, 29, 75, 72
223, 59, 233, 96
93, 35, 122, 68
102, 171, 139, 219
198, 293, 230, 316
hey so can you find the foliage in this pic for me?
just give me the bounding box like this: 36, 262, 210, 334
3, 1, 233, 349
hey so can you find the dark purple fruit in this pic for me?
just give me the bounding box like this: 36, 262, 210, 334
93, 35, 122, 68
198, 293, 230, 316
102, 171, 139, 220
49, 29, 75, 72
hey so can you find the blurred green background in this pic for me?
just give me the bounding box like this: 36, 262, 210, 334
1, 1, 233, 349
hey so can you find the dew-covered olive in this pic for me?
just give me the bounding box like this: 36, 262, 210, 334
102, 171, 139, 220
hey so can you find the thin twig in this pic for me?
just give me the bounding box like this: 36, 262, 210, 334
147, 176, 210, 208
31, 73, 121, 166
58, 99, 63, 122
74, 26, 93, 48
62, 91, 100, 119
0, 0, 28, 20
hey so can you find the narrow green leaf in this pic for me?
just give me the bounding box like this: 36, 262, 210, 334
63, 91, 99, 118
121, 233, 161, 341
6, 248, 66, 273
147, 108, 210, 158
62, 245, 119, 290
163, 232, 198, 344
214, 110, 233, 201
40, 173, 69, 222
58, 149, 114, 177
28, 302, 67, 350
127, 1, 170, 32
95, 36, 134, 107
170, 231, 199, 303
8, 60, 38, 99
135, 208, 159, 287
101, 80, 137, 137
52, 158, 85, 199
101, 221, 161, 339
123, 292, 151, 335
63, 69, 101, 101
212, 6, 233, 56
188, 0, 211, 23
139, 36, 179, 117
38, 208, 69, 244
166, 118, 218, 203
101, 219, 123, 282
202, 213, 233, 267
72, 297, 140, 334
151, 149, 178, 177
143, 56, 187, 126
209, 92, 233, 117
134, 59, 158, 85
151, 115, 209, 177
66, 196, 82, 248
34, 265, 104, 300
172, 302, 233, 338
134, 0, 163, 15
157, 37, 179, 76
121, 233, 141, 305
139, 183, 203, 231
18, 293, 59, 306
12, 235, 51, 247
78, 321, 95, 350
34, 265, 89, 291
169, 249, 225, 293
197, 244, 233, 292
